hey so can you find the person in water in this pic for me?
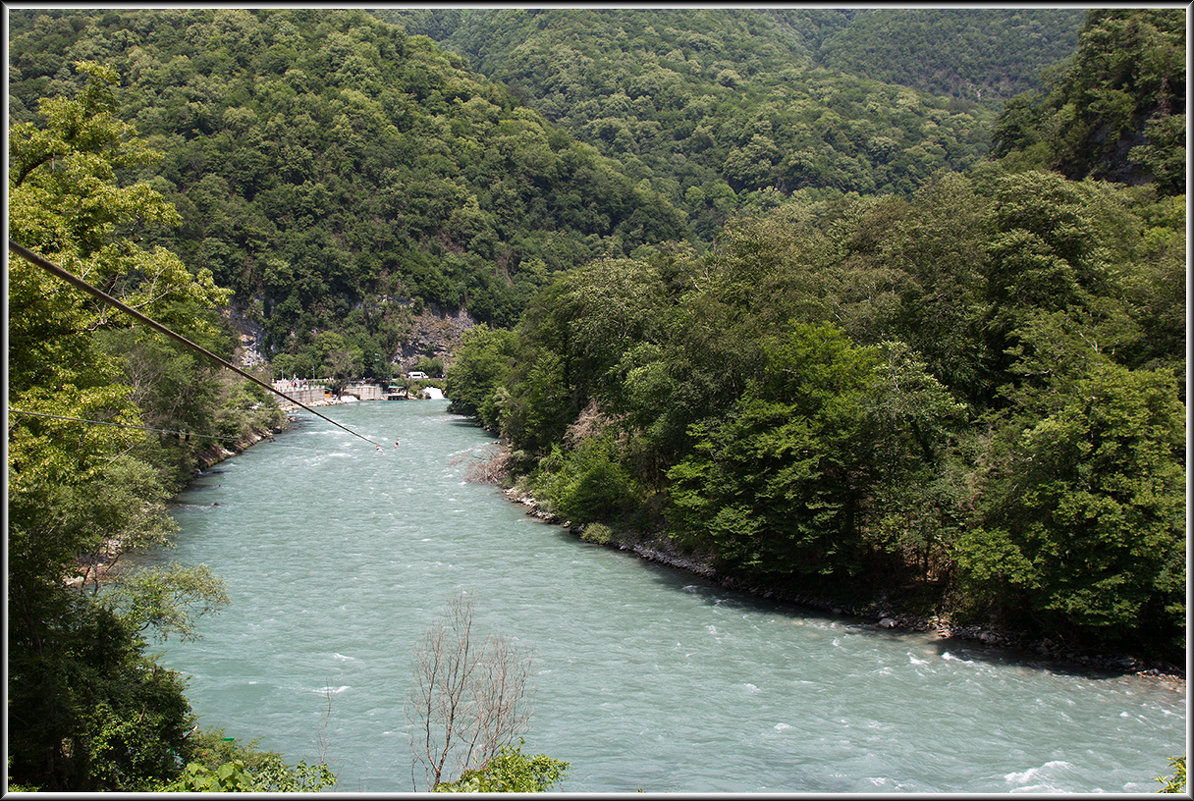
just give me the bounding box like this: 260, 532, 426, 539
394, 438, 399, 449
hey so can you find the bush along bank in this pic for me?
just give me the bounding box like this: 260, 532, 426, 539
195, 418, 287, 472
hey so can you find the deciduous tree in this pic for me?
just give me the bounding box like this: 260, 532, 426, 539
407, 593, 534, 791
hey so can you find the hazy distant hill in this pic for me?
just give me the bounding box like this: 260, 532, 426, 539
810, 8, 1084, 105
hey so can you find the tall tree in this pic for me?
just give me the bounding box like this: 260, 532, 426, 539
956, 363, 1185, 647
8, 61, 230, 791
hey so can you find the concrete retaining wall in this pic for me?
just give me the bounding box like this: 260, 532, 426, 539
271, 381, 389, 407
343, 383, 384, 401
272, 383, 330, 408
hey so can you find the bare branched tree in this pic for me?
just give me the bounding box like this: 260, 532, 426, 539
407, 592, 534, 790
451, 444, 511, 485
318, 678, 334, 766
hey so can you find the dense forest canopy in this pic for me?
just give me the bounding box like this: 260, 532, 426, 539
448, 164, 1185, 651
381, 7, 1024, 239
9, 8, 689, 375
8, 6, 1068, 361
812, 8, 1084, 104
393, 8, 1084, 108
6, 5, 1187, 792
991, 8, 1186, 194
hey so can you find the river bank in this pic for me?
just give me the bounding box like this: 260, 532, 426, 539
194, 422, 287, 471
201, 397, 1185, 685
503, 487, 1186, 685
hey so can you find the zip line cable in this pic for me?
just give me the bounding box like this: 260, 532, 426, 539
8, 409, 243, 442
8, 240, 386, 450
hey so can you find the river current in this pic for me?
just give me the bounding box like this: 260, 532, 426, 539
146, 400, 1185, 793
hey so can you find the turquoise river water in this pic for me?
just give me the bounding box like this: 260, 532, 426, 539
144, 400, 1185, 793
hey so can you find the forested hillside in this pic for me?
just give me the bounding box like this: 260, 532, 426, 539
396, 8, 1082, 108
8, 8, 688, 374
9, 9, 1081, 361
382, 8, 1082, 238
443, 7, 1187, 659
991, 8, 1186, 194
813, 8, 1083, 104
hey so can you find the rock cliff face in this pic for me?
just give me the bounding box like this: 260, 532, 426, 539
222, 303, 270, 370
222, 301, 478, 375
397, 304, 477, 373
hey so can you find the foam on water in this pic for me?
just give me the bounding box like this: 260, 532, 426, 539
1005, 759, 1074, 791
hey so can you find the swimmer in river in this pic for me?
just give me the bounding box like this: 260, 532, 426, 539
394, 438, 399, 449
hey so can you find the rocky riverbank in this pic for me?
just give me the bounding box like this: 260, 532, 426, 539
194, 420, 288, 471
504, 488, 1186, 685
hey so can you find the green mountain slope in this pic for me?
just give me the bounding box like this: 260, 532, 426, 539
991, 8, 1186, 195
379, 8, 1001, 238
8, 8, 689, 371
381, 8, 1086, 239
812, 8, 1084, 106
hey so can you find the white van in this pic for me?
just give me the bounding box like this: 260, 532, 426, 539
407, 371, 428, 380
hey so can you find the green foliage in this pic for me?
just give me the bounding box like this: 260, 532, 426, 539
959, 363, 1185, 644
215, 375, 289, 440
580, 523, 615, 546
415, 356, 445, 377
7, 596, 195, 791
505, 257, 669, 436
444, 323, 518, 428
1156, 756, 1186, 794
174, 726, 334, 791
103, 562, 230, 643
7, 60, 272, 792
165, 760, 258, 792
434, 741, 568, 793
816, 9, 1083, 107
448, 158, 1185, 654
666, 323, 965, 580
389, 8, 1002, 237
495, 350, 575, 455
530, 435, 641, 526
161, 757, 336, 792
991, 9, 1185, 194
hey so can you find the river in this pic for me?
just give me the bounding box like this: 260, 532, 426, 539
145, 400, 1185, 793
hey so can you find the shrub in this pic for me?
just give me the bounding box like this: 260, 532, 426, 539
580, 523, 614, 545
434, 741, 568, 793
529, 436, 639, 525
